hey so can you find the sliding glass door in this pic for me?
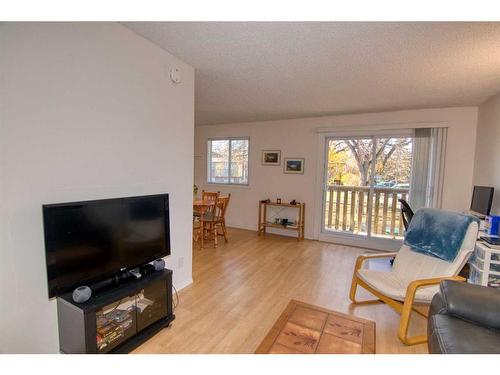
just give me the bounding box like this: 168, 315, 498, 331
324, 137, 374, 237
370, 137, 413, 239
322, 135, 413, 241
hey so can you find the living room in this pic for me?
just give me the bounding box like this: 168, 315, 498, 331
2, 0, 500, 372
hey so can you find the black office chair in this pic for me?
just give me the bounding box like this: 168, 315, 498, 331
398, 199, 414, 231
390, 199, 414, 267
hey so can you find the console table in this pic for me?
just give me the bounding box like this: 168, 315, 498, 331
258, 201, 305, 240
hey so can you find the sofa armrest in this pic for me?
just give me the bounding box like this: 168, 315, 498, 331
439, 280, 500, 329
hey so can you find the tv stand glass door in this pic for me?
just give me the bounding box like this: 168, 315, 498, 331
95, 278, 168, 353
96, 294, 137, 353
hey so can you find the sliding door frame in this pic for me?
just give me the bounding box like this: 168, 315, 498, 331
315, 128, 414, 251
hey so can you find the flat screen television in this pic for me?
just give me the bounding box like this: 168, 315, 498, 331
470, 186, 494, 217
43, 194, 170, 298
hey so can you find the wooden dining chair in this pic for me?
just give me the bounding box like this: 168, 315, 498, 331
202, 190, 220, 202
193, 190, 221, 245
194, 190, 220, 220
203, 194, 231, 247
216, 194, 231, 243
200, 190, 220, 222
193, 218, 201, 242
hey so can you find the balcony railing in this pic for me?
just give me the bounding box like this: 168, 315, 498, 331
324, 185, 409, 239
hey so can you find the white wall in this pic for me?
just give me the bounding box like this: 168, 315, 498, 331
195, 107, 478, 239
0, 23, 195, 353
474, 91, 500, 215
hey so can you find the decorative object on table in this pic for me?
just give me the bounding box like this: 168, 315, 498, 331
290, 199, 297, 205
260, 198, 271, 203
283, 158, 305, 174
258, 200, 305, 240
280, 218, 289, 226
261, 150, 281, 166
276, 198, 281, 204
255, 299, 375, 354
349, 208, 478, 346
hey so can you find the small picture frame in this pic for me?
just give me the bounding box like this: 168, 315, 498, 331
276, 198, 282, 204
261, 150, 281, 166
284, 158, 305, 174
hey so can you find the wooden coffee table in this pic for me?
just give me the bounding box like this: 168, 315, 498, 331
255, 300, 375, 354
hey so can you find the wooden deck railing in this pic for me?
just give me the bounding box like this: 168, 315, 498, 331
324, 185, 409, 238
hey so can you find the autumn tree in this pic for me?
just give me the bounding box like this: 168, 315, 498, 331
329, 138, 412, 186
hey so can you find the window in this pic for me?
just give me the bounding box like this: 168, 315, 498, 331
207, 138, 249, 185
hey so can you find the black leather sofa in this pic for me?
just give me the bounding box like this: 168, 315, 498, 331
427, 280, 500, 353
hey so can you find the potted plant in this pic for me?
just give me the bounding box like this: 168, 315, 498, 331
193, 184, 199, 199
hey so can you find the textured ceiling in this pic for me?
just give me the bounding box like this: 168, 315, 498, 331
123, 22, 500, 125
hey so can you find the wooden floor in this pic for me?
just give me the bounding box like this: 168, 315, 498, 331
134, 228, 428, 354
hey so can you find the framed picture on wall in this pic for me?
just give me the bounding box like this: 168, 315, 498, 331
284, 158, 305, 174
261, 150, 281, 166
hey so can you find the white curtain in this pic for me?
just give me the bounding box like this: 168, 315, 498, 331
410, 127, 447, 210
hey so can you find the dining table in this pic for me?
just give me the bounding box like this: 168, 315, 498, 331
193, 199, 216, 249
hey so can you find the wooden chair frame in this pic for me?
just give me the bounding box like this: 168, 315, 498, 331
349, 252, 465, 346
201, 190, 220, 202
193, 191, 219, 248
202, 194, 231, 248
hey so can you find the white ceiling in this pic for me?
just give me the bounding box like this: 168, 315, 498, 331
124, 22, 500, 126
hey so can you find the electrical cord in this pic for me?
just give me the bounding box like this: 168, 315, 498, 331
172, 284, 179, 310
105, 297, 124, 315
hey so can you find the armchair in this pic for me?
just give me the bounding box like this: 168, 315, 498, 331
349, 209, 478, 345
428, 280, 500, 353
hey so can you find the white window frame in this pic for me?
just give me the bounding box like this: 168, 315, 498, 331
207, 137, 250, 186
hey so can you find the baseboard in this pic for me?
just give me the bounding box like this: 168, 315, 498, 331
224, 222, 255, 231
318, 232, 402, 252
225, 223, 315, 240
225, 224, 398, 252
174, 277, 193, 292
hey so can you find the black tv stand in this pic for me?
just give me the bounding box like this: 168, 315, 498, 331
57, 269, 174, 354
